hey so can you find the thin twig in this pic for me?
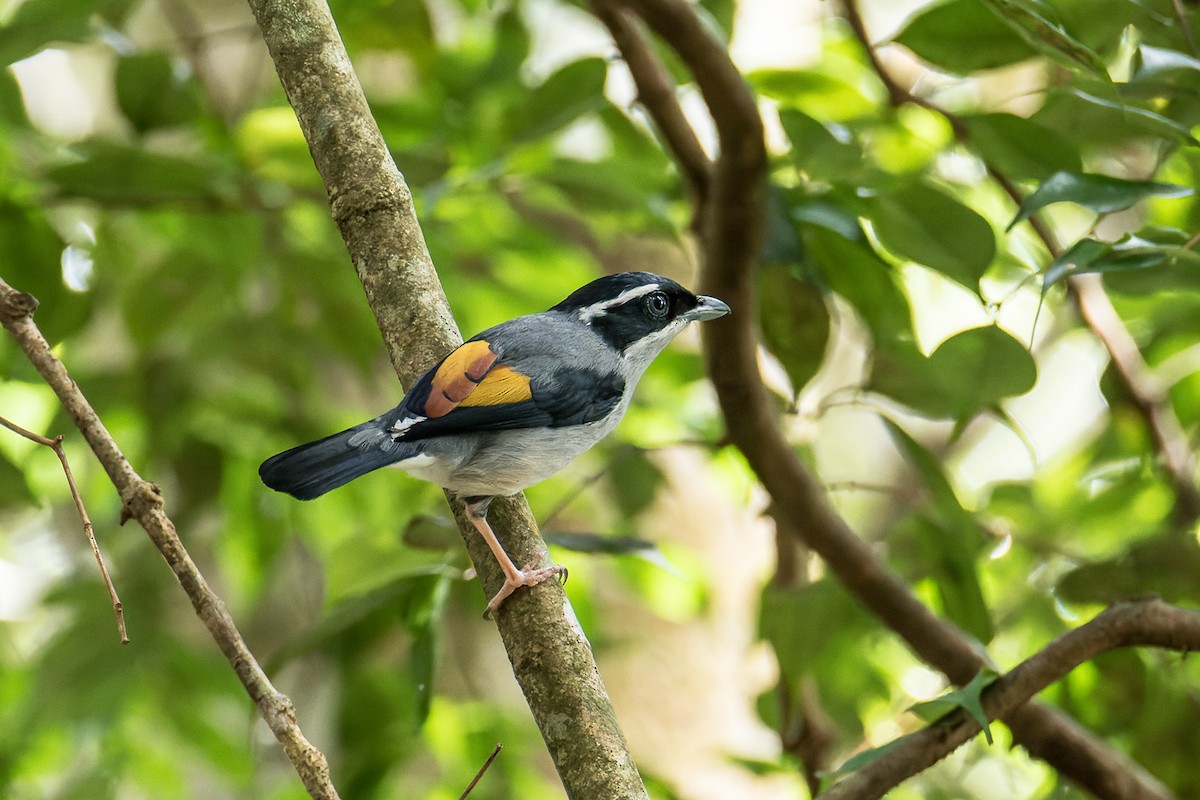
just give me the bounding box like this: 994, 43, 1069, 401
0, 415, 128, 643
458, 743, 503, 800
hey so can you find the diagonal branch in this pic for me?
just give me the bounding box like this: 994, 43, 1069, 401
613, 1, 1175, 799
824, 598, 1200, 799
0, 277, 340, 799
590, 0, 710, 218
244, 0, 648, 797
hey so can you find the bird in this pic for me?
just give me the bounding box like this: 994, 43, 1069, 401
259, 271, 730, 615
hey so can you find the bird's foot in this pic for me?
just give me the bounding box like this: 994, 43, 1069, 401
484, 563, 567, 618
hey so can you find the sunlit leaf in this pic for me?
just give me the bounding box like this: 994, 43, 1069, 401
871, 326, 1036, 419
1010, 171, 1192, 229
893, 0, 1033, 73
867, 182, 996, 290
910, 668, 1000, 744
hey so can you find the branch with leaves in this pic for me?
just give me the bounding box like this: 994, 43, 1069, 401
596, 1, 1183, 798
823, 598, 1200, 800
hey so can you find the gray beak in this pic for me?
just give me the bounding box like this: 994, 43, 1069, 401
684, 295, 731, 322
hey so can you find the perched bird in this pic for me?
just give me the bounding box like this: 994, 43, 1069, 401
260, 272, 730, 614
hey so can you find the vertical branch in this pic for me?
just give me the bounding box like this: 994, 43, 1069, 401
243, 0, 648, 796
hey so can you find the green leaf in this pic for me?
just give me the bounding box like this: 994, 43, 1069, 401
910, 669, 1000, 744
893, 0, 1033, 74
1042, 230, 1200, 292
820, 737, 909, 784
778, 109, 862, 181
884, 422, 994, 644
871, 326, 1037, 419
46, 142, 239, 206
115, 52, 203, 133
1009, 171, 1193, 230
803, 222, 913, 340
962, 113, 1082, 181
1069, 88, 1200, 145
757, 261, 831, 396
867, 183, 996, 289
748, 69, 876, 120
980, 0, 1107, 75
1127, 44, 1200, 93
511, 58, 608, 144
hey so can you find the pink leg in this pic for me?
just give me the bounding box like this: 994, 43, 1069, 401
464, 497, 565, 616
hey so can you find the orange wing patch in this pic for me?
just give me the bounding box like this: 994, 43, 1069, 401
458, 365, 533, 407
424, 340, 499, 418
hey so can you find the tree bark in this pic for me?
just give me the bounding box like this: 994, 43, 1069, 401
244, 0, 648, 796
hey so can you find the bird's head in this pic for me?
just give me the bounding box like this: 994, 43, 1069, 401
552, 271, 730, 368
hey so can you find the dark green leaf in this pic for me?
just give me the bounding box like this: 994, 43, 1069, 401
820, 737, 909, 783
867, 183, 996, 289
608, 447, 665, 518
542, 531, 658, 556
778, 109, 862, 180
1010, 171, 1192, 230
885, 422, 994, 643
1068, 89, 1200, 145
46, 142, 239, 206
893, 0, 1033, 74
1126, 44, 1200, 96
757, 261, 830, 395
910, 668, 1000, 744
803, 222, 913, 340
511, 58, 608, 143
115, 52, 203, 133
981, 0, 1107, 75
962, 113, 1082, 181
871, 326, 1036, 419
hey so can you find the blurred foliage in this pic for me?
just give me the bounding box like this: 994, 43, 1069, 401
1, 0, 1200, 799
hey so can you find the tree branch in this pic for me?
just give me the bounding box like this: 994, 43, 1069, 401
244, 0, 648, 797
614, 2, 1176, 799
589, 0, 710, 218
0, 277, 340, 799
824, 598, 1200, 799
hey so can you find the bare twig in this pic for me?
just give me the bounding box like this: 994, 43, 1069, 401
824, 598, 1200, 800
0, 414, 128, 643
458, 743, 503, 800
0, 277, 341, 800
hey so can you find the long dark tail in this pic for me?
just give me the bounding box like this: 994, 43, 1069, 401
259, 418, 405, 500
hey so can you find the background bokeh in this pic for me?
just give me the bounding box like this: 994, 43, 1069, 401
2, 1, 1199, 798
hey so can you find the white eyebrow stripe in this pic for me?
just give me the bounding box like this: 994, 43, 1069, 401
578, 283, 660, 322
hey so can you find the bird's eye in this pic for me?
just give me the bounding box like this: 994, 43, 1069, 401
645, 291, 670, 318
